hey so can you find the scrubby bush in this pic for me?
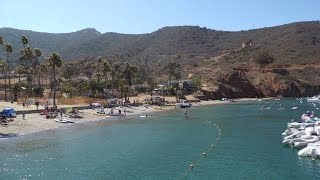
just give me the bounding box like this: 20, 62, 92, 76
255, 51, 275, 68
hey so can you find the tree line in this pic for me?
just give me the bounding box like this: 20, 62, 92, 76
0, 35, 191, 108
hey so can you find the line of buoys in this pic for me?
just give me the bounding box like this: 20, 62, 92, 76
177, 120, 222, 180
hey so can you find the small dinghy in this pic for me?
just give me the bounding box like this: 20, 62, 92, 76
54, 118, 75, 123
140, 114, 149, 118
298, 142, 320, 159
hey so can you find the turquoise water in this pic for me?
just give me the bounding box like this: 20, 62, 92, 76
1, 99, 320, 179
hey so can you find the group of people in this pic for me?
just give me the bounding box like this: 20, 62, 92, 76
42, 104, 58, 119
301, 110, 317, 123
306, 111, 315, 118
109, 107, 126, 116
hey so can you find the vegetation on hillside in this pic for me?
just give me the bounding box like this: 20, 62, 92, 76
1, 21, 320, 99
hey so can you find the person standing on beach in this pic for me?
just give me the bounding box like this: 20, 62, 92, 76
60, 109, 63, 119
35, 101, 39, 110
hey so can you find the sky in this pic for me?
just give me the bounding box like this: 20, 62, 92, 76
1, 0, 320, 34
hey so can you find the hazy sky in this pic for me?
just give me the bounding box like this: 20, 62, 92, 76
1, 0, 319, 34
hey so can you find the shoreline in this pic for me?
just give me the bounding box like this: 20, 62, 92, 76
0, 99, 259, 138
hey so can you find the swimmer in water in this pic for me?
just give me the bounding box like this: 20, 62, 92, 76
184, 109, 188, 118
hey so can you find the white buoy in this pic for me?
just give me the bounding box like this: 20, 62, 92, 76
202, 152, 206, 157
190, 164, 194, 169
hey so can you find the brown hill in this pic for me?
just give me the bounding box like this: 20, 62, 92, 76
1, 21, 320, 98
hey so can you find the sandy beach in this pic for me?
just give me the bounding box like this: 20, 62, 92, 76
0, 98, 254, 136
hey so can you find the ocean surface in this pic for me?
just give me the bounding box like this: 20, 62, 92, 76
1, 99, 320, 180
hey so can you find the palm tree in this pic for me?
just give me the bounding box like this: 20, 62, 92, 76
102, 60, 111, 83
164, 61, 181, 87
5, 44, 13, 102
34, 48, 42, 89
12, 83, 21, 101
48, 52, 62, 109
110, 63, 121, 92
0, 37, 5, 101
97, 56, 102, 82
123, 63, 138, 86
40, 63, 48, 86
147, 80, 157, 98
21, 36, 34, 95
16, 65, 25, 97
21, 36, 29, 47
0, 60, 7, 101
144, 52, 150, 81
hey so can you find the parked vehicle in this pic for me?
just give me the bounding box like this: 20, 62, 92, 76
1, 108, 17, 118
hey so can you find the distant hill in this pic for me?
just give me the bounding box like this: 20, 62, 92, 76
1, 21, 320, 98
0, 28, 101, 60
1, 21, 319, 64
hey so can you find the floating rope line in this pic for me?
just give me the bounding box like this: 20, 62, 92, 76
176, 120, 222, 180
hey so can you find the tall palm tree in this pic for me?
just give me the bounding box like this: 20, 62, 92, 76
21, 36, 34, 95
34, 48, 42, 89
0, 60, 7, 101
16, 65, 25, 98
147, 80, 157, 98
0, 37, 5, 101
5, 44, 13, 102
144, 52, 150, 82
102, 60, 111, 83
97, 56, 102, 82
164, 61, 181, 87
48, 52, 62, 109
110, 63, 121, 92
21, 36, 29, 47
40, 63, 48, 86
123, 63, 138, 86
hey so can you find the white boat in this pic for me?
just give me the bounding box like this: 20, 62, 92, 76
294, 136, 319, 148
287, 121, 315, 129
54, 118, 74, 123
282, 125, 320, 147
140, 114, 149, 118
282, 127, 299, 137
282, 131, 306, 144
307, 95, 320, 104
178, 100, 192, 108
298, 142, 320, 159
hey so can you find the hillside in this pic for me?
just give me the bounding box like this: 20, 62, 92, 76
1, 21, 320, 98
0, 28, 101, 60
